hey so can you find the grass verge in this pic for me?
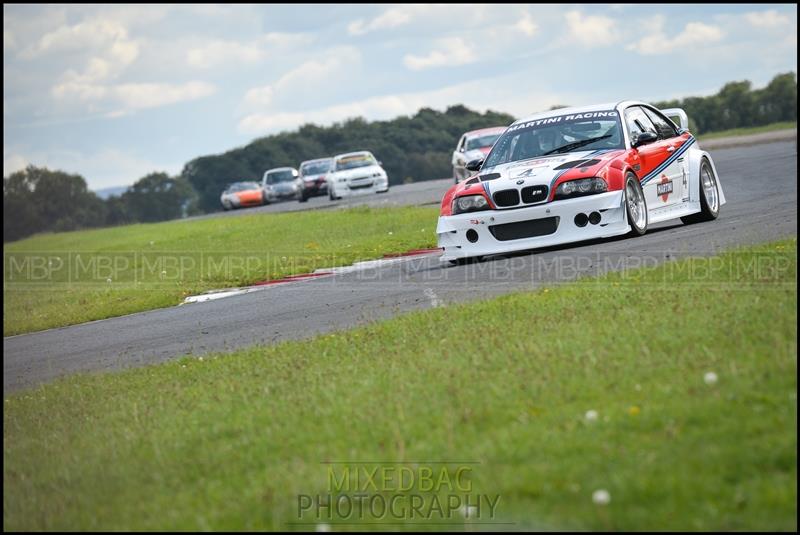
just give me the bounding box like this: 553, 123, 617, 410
3, 205, 438, 336
698, 121, 796, 141
4, 238, 797, 531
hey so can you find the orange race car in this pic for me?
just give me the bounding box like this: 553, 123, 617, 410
219, 181, 265, 210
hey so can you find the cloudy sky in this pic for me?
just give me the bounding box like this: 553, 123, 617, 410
3, 4, 797, 190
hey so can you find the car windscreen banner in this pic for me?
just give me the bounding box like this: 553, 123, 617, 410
506, 110, 619, 133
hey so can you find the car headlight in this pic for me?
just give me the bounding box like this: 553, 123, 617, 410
452, 194, 490, 215
554, 177, 607, 200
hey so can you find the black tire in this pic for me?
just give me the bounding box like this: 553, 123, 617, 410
298, 192, 308, 203
624, 172, 648, 236
681, 158, 720, 224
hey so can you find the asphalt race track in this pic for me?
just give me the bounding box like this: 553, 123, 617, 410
4, 140, 797, 392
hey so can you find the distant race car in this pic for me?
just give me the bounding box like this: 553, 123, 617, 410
262, 167, 300, 203
327, 151, 389, 200
220, 181, 265, 210
296, 157, 332, 202
452, 126, 507, 183
437, 101, 725, 264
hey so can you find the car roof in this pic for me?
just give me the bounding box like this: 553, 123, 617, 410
333, 151, 373, 159
464, 126, 507, 138
512, 102, 626, 126
300, 157, 332, 165
264, 166, 297, 173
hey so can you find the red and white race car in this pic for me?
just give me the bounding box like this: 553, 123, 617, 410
451, 126, 506, 183
437, 101, 725, 263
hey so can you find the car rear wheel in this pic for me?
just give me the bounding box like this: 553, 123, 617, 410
681, 158, 720, 224
625, 172, 648, 235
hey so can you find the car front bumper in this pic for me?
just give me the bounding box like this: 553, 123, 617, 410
264, 188, 299, 201
436, 191, 629, 261
333, 177, 389, 197
302, 179, 328, 195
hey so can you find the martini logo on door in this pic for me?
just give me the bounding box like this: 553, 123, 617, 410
657, 175, 673, 202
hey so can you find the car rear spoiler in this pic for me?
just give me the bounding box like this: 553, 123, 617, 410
661, 108, 689, 132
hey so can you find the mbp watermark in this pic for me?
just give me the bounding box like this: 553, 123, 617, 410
294, 461, 502, 526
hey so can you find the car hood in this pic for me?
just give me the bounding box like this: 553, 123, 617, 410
330, 165, 383, 180
302, 173, 328, 182
464, 149, 623, 198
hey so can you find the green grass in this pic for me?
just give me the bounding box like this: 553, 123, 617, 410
698, 121, 796, 141
4, 238, 796, 531
3, 205, 438, 336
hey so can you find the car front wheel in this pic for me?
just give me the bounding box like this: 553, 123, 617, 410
625, 172, 648, 235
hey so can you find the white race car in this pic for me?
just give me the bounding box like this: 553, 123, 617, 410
437, 101, 725, 263
327, 151, 389, 200
452, 126, 506, 183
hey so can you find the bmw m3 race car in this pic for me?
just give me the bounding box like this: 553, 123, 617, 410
452, 126, 506, 183
437, 101, 725, 263
220, 181, 265, 210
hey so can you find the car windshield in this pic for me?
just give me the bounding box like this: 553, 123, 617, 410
466, 133, 502, 151
483, 111, 624, 168
227, 182, 259, 192
335, 154, 376, 171
265, 170, 295, 184
301, 160, 331, 176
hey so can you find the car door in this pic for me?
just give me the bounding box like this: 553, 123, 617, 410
643, 106, 688, 203
624, 106, 681, 208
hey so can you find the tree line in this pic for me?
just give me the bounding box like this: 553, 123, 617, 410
4, 72, 797, 242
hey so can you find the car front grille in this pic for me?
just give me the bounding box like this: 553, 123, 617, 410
489, 216, 560, 241
521, 185, 548, 203
493, 185, 549, 208
493, 189, 520, 207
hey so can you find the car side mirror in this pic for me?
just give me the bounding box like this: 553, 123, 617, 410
466, 158, 484, 172
632, 131, 658, 148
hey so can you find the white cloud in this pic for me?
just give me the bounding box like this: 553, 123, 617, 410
21, 17, 136, 59
347, 5, 422, 36
744, 10, 790, 28
403, 37, 477, 70
185, 33, 312, 69
187, 40, 263, 68
244, 86, 274, 108
627, 16, 724, 55
52, 80, 216, 114
4, 30, 16, 49
112, 82, 216, 110
514, 10, 539, 37
242, 47, 361, 110
565, 10, 620, 45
